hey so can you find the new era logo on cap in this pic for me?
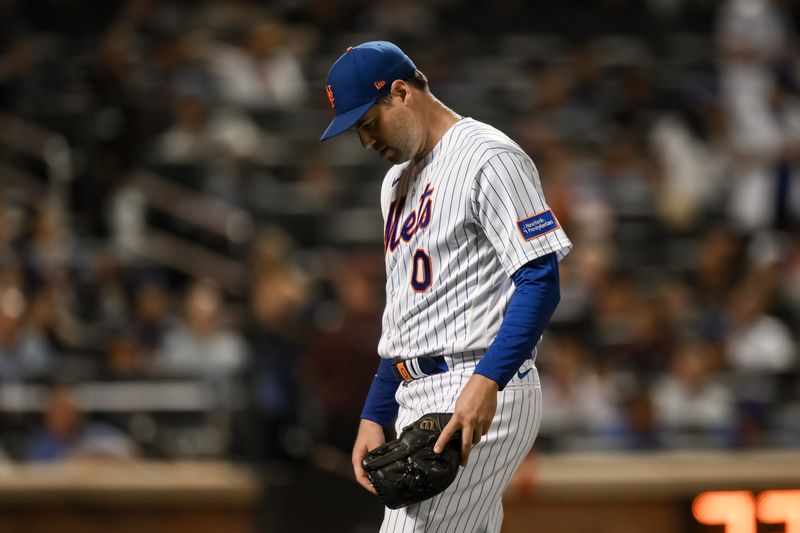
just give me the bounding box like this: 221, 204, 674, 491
325, 84, 335, 108
320, 41, 416, 141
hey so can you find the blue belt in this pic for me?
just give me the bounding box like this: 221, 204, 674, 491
391, 356, 449, 383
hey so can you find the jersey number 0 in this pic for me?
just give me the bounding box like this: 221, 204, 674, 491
411, 248, 432, 292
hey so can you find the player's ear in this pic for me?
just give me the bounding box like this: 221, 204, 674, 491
391, 80, 411, 105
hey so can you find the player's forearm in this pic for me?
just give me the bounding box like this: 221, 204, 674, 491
474, 252, 560, 389
360, 357, 402, 427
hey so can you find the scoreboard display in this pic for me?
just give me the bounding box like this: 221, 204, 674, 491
693, 490, 800, 533
502, 452, 800, 533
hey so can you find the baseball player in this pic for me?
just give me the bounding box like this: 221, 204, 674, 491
320, 41, 572, 532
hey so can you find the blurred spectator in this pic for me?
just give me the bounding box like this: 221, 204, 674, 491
612, 63, 659, 136
651, 339, 736, 448
649, 86, 728, 230
84, 25, 151, 165
251, 224, 299, 280
0, 281, 52, 381
593, 274, 639, 364
73, 151, 136, 241
208, 21, 307, 110
26, 283, 83, 352
599, 128, 659, 250
246, 227, 311, 461
192, 1, 268, 35
19, 201, 91, 352
50, 250, 132, 351
158, 278, 247, 379
107, 173, 146, 261
618, 385, 659, 450
87, 26, 145, 109
538, 336, 621, 450
104, 332, 149, 380
784, 237, 800, 320
357, 0, 438, 40
84, 251, 129, 329
657, 279, 704, 337
0, 195, 26, 252
26, 385, 137, 461
617, 292, 676, 381
156, 88, 265, 165
773, 71, 800, 231
528, 64, 588, 140
716, 0, 791, 231
692, 227, 742, 309
733, 400, 772, 449
130, 275, 174, 356
0, 32, 43, 116
306, 251, 384, 452
724, 273, 796, 372
20, 199, 77, 286
296, 150, 340, 213
568, 42, 607, 118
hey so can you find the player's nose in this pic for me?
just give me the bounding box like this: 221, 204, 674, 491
358, 129, 376, 150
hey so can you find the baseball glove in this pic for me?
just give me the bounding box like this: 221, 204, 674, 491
361, 412, 461, 509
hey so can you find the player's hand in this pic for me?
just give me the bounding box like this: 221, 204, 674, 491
352, 418, 385, 495
433, 374, 499, 466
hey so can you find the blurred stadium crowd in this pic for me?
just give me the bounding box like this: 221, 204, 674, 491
0, 0, 799, 467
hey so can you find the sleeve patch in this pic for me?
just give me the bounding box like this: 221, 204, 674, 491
516, 209, 559, 241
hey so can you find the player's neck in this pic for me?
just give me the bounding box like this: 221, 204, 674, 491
414, 98, 461, 163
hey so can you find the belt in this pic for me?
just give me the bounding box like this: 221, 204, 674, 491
391, 355, 449, 383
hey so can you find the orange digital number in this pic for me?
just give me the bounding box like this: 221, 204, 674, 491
692, 491, 756, 533
693, 490, 800, 533
756, 490, 800, 533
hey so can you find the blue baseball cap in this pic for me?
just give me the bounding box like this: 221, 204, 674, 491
320, 41, 416, 141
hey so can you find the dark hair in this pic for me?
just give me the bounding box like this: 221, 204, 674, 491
405, 69, 429, 91
377, 69, 429, 104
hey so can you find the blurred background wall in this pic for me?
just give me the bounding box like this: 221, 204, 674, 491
0, 0, 798, 532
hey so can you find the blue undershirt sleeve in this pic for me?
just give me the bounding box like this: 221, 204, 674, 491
473, 252, 560, 389
360, 357, 401, 427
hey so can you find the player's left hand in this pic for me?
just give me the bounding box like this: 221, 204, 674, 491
433, 374, 499, 466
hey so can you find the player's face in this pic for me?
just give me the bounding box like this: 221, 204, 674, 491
352, 97, 421, 164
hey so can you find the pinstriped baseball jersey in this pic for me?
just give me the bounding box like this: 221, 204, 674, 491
377, 118, 572, 362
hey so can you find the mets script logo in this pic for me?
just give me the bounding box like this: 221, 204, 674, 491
385, 183, 434, 255
325, 84, 335, 108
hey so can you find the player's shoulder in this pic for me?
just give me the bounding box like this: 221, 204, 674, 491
450, 118, 530, 167
455, 118, 513, 143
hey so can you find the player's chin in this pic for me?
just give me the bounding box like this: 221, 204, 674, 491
385, 150, 409, 165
